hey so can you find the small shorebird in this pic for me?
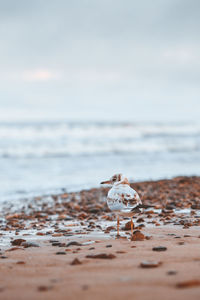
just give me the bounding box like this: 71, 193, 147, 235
101, 174, 142, 237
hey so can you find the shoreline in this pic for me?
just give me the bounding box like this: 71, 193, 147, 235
0, 176, 200, 299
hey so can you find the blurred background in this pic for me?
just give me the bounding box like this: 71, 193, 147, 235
0, 0, 200, 202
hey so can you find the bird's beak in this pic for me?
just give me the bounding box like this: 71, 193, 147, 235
100, 180, 112, 185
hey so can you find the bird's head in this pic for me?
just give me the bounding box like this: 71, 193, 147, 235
100, 173, 130, 186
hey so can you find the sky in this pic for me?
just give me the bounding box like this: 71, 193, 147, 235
0, 0, 200, 122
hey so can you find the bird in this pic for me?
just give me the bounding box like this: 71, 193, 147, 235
101, 173, 142, 237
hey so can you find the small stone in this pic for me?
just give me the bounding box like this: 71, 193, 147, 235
178, 242, 184, 245
86, 253, 116, 259
56, 252, 66, 255
140, 261, 162, 268
66, 241, 82, 247
70, 258, 82, 265
176, 280, 200, 288
106, 244, 112, 248
22, 242, 40, 248
152, 246, 167, 252
82, 285, 89, 290
38, 285, 52, 292
123, 221, 135, 231
136, 218, 145, 223
131, 230, 145, 241
11, 239, 26, 246
167, 270, 177, 275
52, 233, 63, 237
51, 242, 61, 246
16, 261, 25, 265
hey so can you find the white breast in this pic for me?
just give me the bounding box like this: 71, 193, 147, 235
107, 184, 141, 213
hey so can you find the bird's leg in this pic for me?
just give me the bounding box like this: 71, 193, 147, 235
131, 217, 134, 236
117, 215, 120, 236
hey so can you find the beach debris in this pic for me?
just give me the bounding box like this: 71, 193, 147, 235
36, 232, 45, 236
0, 255, 8, 259
51, 242, 61, 246
140, 261, 162, 268
106, 244, 112, 248
176, 280, 200, 288
123, 221, 135, 231
136, 217, 145, 223
16, 261, 26, 264
66, 241, 82, 247
38, 285, 53, 292
82, 241, 95, 246
6, 247, 24, 252
86, 253, 116, 259
167, 270, 177, 275
178, 242, 185, 245
131, 230, 145, 241
70, 258, 82, 265
152, 246, 167, 251
11, 239, 26, 246
22, 242, 40, 248
82, 285, 89, 290
56, 251, 66, 255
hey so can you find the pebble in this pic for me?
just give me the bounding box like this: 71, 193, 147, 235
152, 246, 167, 252
86, 253, 116, 259
16, 261, 26, 265
38, 285, 52, 292
11, 239, 26, 246
22, 242, 40, 248
167, 270, 177, 275
70, 258, 82, 265
66, 241, 82, 247
131, 230, 145, 241
140, 261, 162, 268
176, 280, 200, 288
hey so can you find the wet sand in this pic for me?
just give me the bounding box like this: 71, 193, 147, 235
0, 176, 200, 299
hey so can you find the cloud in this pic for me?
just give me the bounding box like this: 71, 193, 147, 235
22, 69, 61, 81
163, 47, 200, 65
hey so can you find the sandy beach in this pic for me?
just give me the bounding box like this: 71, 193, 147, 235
0, 177, 200, 300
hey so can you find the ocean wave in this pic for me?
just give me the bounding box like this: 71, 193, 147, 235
0, 141, 199, 158
0, 122, 200, 140
0, 122, 199, 158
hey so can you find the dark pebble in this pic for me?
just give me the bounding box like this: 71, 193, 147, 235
11, 239, 26, 246
167, 270, 177, 275
22, 242, 40, 248
152, 246, 167, 252
66, 241, 82, 247
70, 258, 82, 265
86, 253, 116, 259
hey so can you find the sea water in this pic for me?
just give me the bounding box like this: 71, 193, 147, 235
0, 121, 200, 203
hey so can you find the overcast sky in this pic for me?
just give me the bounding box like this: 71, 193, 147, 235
0, 0, 200, 122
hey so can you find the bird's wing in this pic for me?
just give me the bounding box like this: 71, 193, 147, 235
108, 184, 141, 208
